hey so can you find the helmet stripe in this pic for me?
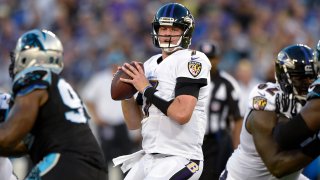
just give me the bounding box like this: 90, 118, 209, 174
41, 31, 47, 40
170, 4, 176, 17
162, 4, 170, 17
300, 46, 311, 64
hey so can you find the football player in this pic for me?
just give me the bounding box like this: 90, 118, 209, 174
0, 29, 107, 179
220, 44, 317, 179
0, 93, 17, 180
272, 41, 320, 163
113, 3, 211, 179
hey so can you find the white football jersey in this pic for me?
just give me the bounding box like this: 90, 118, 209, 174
0, 93, 17, 180
226, 82, 306, 180
0, 93, 10, 110
141, 49, 211, 160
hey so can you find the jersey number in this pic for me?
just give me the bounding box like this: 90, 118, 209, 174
258, 83, 279, 96
58, 79, 87, 123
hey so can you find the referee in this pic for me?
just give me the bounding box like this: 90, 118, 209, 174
198, 41, 243, 180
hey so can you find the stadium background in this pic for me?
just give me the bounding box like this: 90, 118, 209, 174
0, 0, 319, 179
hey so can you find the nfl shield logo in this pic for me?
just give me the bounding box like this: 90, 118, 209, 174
188, 61, 202, 77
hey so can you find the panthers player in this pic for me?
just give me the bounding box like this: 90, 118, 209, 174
113, 3, 211, 179
0, 29, 107, 179
0, 93, 17, 180
220, 44, 317, 180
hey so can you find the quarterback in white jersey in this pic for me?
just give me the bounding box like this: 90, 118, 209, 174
0, 93, 18, 180
113, 3, 211, 180
221, 44, 317, 180
140, 49, 210, 159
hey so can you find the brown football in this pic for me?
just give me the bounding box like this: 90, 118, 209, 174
111, 62, 144, 100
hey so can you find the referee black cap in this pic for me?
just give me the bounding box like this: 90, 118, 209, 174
197, 41, 220, 59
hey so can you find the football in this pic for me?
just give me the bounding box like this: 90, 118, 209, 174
111, 62, 144, 100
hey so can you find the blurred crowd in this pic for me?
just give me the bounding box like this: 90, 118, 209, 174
0, 0, 320, 91
1, 0, 320, 179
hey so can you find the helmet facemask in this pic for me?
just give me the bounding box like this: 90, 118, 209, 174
275, 44, 318, 104
151, 3, 195, 53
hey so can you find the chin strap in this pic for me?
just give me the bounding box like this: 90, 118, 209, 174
162, 46, 184, 54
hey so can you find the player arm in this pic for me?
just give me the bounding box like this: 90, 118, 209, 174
0, 141, 28, 157
144, 77, 205, 125
273, 99, 320, 149
166, 94, 197, 125
121, 96, 143, 130
273, 99, 320, 159
0, 89, 48, 155
248, 110, 313, 178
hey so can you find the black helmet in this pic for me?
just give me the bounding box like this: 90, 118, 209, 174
151, 3, 195, 50
275, 44, 318, 101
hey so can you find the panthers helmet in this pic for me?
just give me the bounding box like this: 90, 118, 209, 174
151, 3, 195, 52
10, 29, 64, 78
275, 44, 318, 102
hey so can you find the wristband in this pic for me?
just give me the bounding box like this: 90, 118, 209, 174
144, 87, 173, 115
142, 85, 153, 96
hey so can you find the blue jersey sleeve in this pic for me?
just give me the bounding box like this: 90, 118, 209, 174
307, 78, 320, 101
12, 67, 52, 97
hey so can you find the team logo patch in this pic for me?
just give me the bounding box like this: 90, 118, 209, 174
252, 96, 267, 110
188, 61, 202, 77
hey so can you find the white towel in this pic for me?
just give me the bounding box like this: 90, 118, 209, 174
112, 150, 145, 173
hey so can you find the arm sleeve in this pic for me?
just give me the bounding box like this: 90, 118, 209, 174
12, 68, 51, 97
175, 77, 205, 98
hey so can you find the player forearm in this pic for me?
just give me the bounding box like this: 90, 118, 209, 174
0, 141, 28, 157
264, 150, 312, 178
300, 99, 320, 132
273, 113, 315, 150
121, 97, 143, 130
251, 111, 313, 177
143, 86, 198, 125
254, 129, 311, 178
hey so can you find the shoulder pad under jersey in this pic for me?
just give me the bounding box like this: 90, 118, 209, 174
0, 93, 10, 122
248, 82, 281, 111
12, 66, 52, 97
0, 93, 10, 110
307, 78, 320, 100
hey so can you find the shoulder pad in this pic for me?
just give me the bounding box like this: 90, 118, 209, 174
0, 93, 10, 122
248, 83, 281, 111
0, 93, 11, 109
307, 78, 320, 100
13, 67, 52, 97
